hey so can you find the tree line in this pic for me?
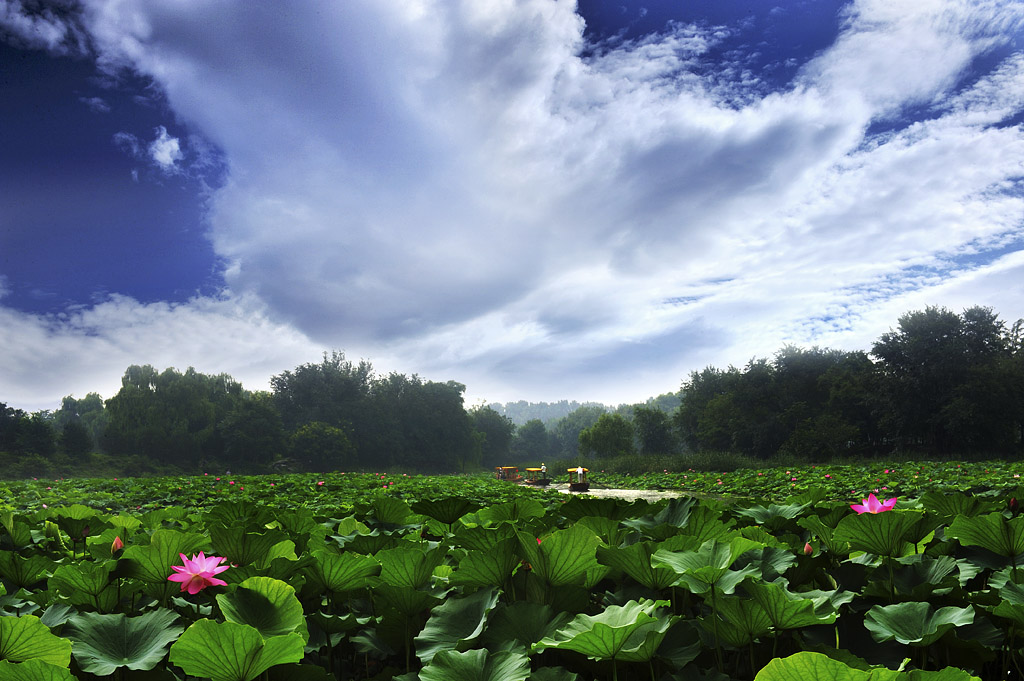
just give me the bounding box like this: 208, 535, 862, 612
1, 305, 1021, 478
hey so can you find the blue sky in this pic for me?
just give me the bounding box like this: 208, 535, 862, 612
2, 0, 1023, 412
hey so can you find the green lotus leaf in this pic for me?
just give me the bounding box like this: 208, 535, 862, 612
373, 584, 444, 617
452, 524, 517, 552
711, 594, 773, 647
480, 602, 573, 650
168, 619, 304, 681
49, 561, 118, 612
120, 529, 208, 583
209, 526, 289, 568
677, 505, 736, 544
744, 580, 837, 631
205, 501, 276, 529
377, 546, 444, 589
0, 615, 72, 667
864, 602, 974, 646
217, 576, 308, 643
450, 538, 518, 589
52, 505, 102, 541
919, 492, 989, 520
515, 524, 600, 587
475, 498, 546, 525
887, 555, 960, 600
947, 513, 1024, 559
739, 546, 797, 582
651, 537, 763, 594
622, 497, 697, 540
0, 515, 33, 549
754, 651, 899, 680
533, 599, 677, 663
304, 549, 380, 593
37, 605, 74, 630
415, 586, 500, 664
734, 502, 809, 532
419, 648, 530, 681
596, 541, 679, 591
833, 510, 924, 558
528, 667, 580, 681
0, 552, 54, 588
368, 496, 414, 526
796, 516, 850, 555
576, 516, 625, 546
411, 497, 481, 527
560, 497, 641, 522
0, 659, 77, 681
63, 609, 182, 675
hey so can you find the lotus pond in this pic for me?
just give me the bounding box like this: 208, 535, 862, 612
2, 464, 1024, 680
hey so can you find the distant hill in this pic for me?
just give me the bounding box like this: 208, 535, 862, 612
489, 393, 681, 426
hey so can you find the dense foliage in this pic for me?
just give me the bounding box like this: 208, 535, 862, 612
1, 468, 1020, 680
1, 305, 1021, 479
676, 306, 1024, 460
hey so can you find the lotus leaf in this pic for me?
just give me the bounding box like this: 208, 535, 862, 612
0, 659, 77, 681
121, 529, 208, 583
377, 546, 444, 589
651, 537, 763, 594
516, 524, 600, 587
63, 609, 183, 675
418, 648, 530, 681
217, 576, 309, 643
415, 586, 499, 664
168, 619, 304, 681
304, 549, 381, 592
533, 599, 677, 663
947, 513, 1024, 560
833, 510, 924, 558
450, 538, 518, 589
864, 602, 974, 646
0, 615, 71, 667
411, 497, 481, 528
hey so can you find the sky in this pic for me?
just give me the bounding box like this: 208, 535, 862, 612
2, 0, 1024, 413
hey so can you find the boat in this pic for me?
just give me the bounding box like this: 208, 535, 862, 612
524, 467, 551, 487
494, 466, 523, 482
568, 467, 589, 492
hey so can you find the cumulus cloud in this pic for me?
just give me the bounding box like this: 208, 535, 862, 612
2, 0, 1024, 408
0, 293, 322, 411
147, 125, 182, 172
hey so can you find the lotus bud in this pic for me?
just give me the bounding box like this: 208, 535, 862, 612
112, 535, 124, 553
1011, 497, 1019, 515
803, 542, 813, 556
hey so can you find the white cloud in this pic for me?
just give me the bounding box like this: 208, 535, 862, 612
0, 0, 86, 54
147, 125, 182, 171
2, 0, 1023, 409
0, 293, 322, 411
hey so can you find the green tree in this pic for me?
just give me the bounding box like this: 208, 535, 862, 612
510, 419, 554, 461
632, 406, 677, 455
271, 351, 373, 432
872, 305, 1011, 453
103, 365, 243, 469
58, 420, 93, 459
289, 421, 354, 471
218, 396, 287, 470
468, 406, 515, 467
551, 405, 606, 457
579, 413, 635, 458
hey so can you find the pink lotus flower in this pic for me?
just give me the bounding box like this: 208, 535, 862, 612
167, 552, 230, 594
850, 493, 897, 514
